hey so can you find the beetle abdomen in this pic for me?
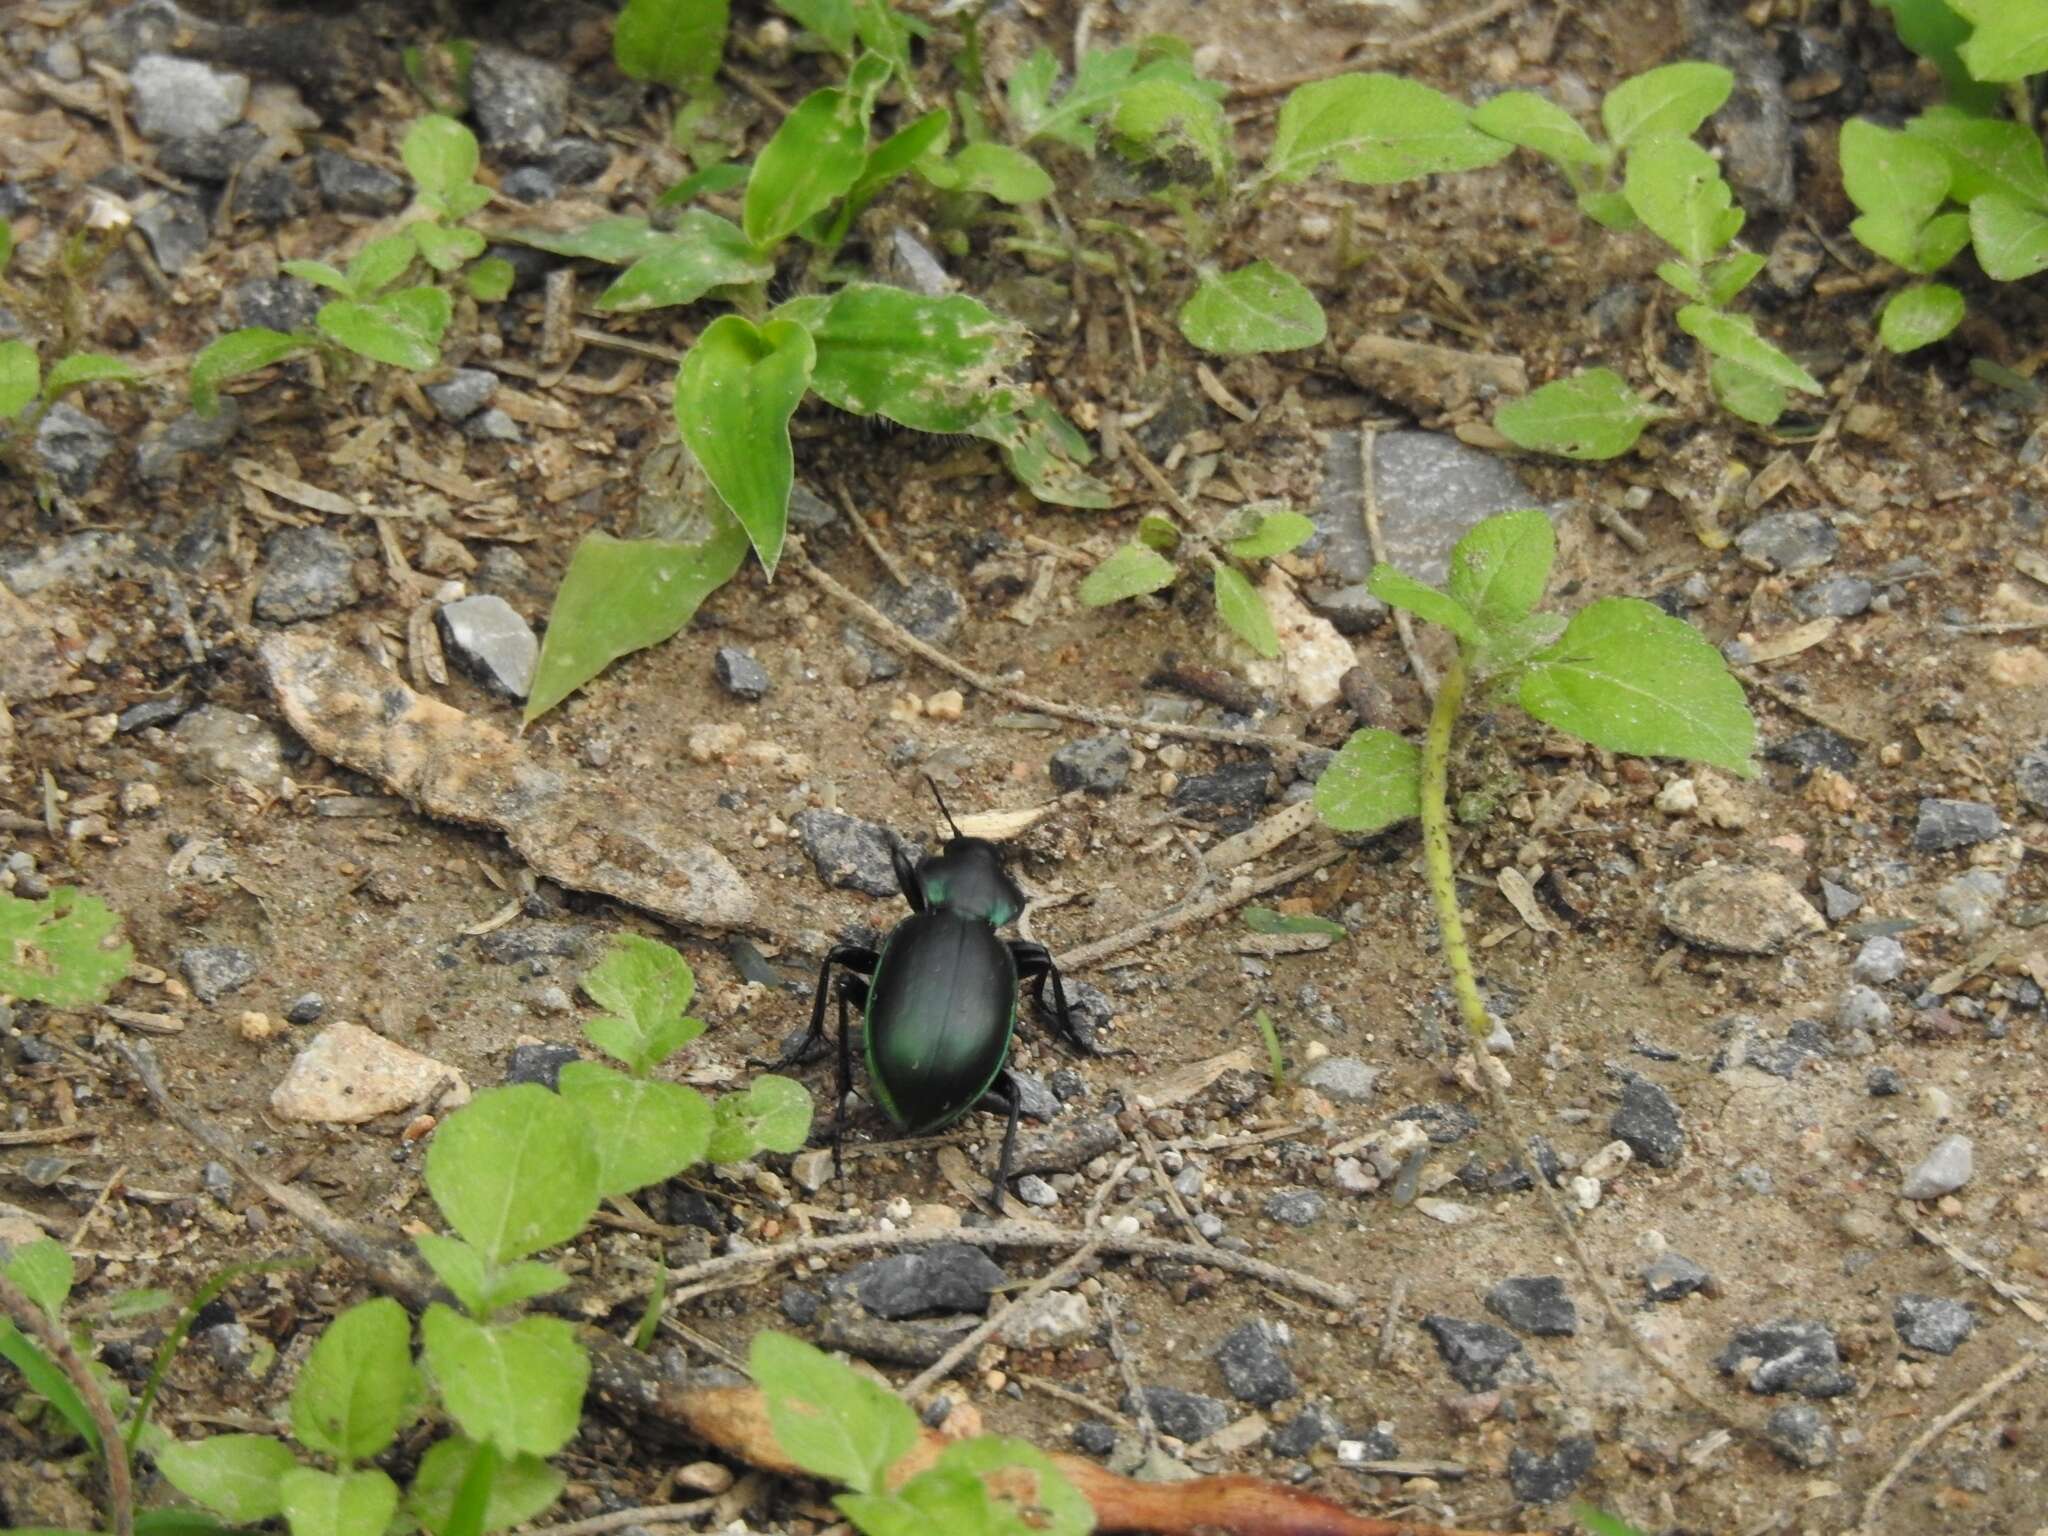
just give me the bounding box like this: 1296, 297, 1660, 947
863, 910, 1016, 1132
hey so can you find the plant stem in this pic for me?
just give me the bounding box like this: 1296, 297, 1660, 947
0, 1270, 133, 1536
1419, 654, 1487, 1041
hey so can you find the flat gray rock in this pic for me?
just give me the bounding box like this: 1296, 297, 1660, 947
1659, 866, 1824, 954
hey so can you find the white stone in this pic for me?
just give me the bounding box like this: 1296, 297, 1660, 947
270, 1023, 470, 1123
1901, 1135, 1973, 1201
998, 1290, 1096, 1349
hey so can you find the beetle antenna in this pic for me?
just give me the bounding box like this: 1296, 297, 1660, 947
924, 775, 961, 836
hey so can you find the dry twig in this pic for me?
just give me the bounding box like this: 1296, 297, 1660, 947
1856, 1350, 2043, 1533
899, 1240, 1102, 1401
534, 1500, 719, 1536
1055, 848, 1348, 971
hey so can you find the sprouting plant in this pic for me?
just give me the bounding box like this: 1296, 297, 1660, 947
1077, 501, 1315, 660
1250, 1008, 1285, 1091
0, 887, 133, 1008
0, 216, 142, 485
749, 1331, 1094, 1536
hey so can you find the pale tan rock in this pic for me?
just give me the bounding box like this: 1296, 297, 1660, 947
1659, 866, 1824, 954
1988, 646, 2048, 687
271, 1022, 471, 1123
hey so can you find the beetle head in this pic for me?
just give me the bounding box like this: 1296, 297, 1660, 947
916, 837, 1026, 926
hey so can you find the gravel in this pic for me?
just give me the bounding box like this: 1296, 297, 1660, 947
1852, 935, 1909, 984
1300, 1056, 1379, 1104
1123, 1386, 1230, 1443
1735, 510, 1838, 572
714, 647, 771, 701
793, 809, 908, 898
1900, 1134, 1973, 1200
424, 369, 498, 422
1213, 1319, 1296, 1406
1049, 734, 1131, 794
1261, 1188, 1325, 1227
129, 54, 247, 140
1484, 1276, 1578, 1336
1506, 1437, 1595, 1503
1643, 1251, 1712, 1302
314, 150, 408, 214
1912, 798, 2002, 852
470, 45, 569, 154
439, 594, 539, 699
503, 1043, 579, 1089
1715, 1318, 1854, 1398
1421, 1315, 1531, 1390
255, 527, 361, 623
1610, 1074, 1685, 1168
1894, 1294, 1975, 1355
34, 403, 117, 494
837, 1245, 1007, 1319
178, 944, 259, 1004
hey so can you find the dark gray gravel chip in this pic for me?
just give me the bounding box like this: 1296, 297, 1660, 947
1267, 1405, 1340, 1458
794, 809, 908, 898
1506, 1437, 1594, 1504
1715, 1317, 1854, 1398
476, 923, 587, 964
314, 149, 407, 213
838, 1244, 1008, 1319
1913, 798, 2002, 852
1764, 1403, 1837, 1468
159, 124, 266, 182
255, 526, 360, 623
1766, 727, 1858, 773
1643, 1251, 1712, 1302
1735, 510, 1838, 572
470, 45, 569, 154
714, 647, 771, 701
1171, 760, 1273, 818
1421, 1315, 1530, 1391
1893, 1294, 1974, 1355
1123, 1386, 1229, 1444
1610, 1074, 1685, 1168
1213, 1320, 1296, 1406
178, 944, 259, 1004
1262, 1189, 1325, 1227
503, 1042, 579, 1089
1049, 734, 1131, 794
1484, 1276, 1577, 1336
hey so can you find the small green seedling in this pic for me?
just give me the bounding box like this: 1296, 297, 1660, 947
749, 1331, 1094, 1536
0, 219, 141, 473
0, 887, 133, 1007
1078, 501, 1314, 661
1251, 1008, 1286, 1091
1314, 509, 1754, 1049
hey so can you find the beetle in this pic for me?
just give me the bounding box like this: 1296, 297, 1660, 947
780, 782, 1097, 1199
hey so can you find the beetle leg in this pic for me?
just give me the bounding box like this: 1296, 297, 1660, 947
891, 839, 927, 912
831, 972, 868, 1188
1009, 941, 1110, 1057
984, 1071, 1023, 1206
776, 943, 878, 1069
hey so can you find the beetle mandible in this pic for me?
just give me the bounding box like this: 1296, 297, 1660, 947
781, 780, 1099, 1199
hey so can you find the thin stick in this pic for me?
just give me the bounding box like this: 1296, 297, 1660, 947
534, 1499, 719, 1536
69, 1163, 128, 1247
1376, 1278, 1406, 1367
1229, 0, 1522, 99
1137, 1129, 1209, 1247
1100, 1292, 1156, 1450
1017, 1373, 1134, 1427
0, 1124, 95, 1147
668, 1218, 1358, 1311
1856, 1350, 2043, 1533
0, 1269, 133, 1536
1361, 426, 1438, 699
790, 538, 1312, 753
1056, 849, 1346, 971
834, 480, 913, 589
1905, 1217, 2048, 1326
900, 1241, 1102, 1400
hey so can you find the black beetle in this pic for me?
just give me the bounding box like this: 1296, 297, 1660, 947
781, 782, 1097, 1198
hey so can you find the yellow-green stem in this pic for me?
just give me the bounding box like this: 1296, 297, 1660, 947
1420, 652, 1489, 1040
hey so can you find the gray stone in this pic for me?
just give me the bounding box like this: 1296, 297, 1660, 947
714, 646, 771, 701
880, 225, 953, 296
176, 705, 284, 787
1484, 1275, 1577, 1336
1312, 430, 1535, 592
475, 546, 531, 592
314, 150, 407, 214
788, 481, 838, 529
476, 922, 586, 964
158, 124, 265, 182
1014, 1174, 1058, 1208
1765, 1404, 1837, 1468
134, 195, 208, 273
462, 408, 522, 443
1123, 1386, 1229, 1443
1049, 734, 1131, 794
501, 166, 557, 203
1735, 510, 1838, 573
129, 54, 248, 141
426, 369, 498, 422
1762, 226, 1825, 300
197, 1321, 256, 1372
232, 164, 305, 226
470, 45, 570, 155
285, 993, 324, 1025
1643, 1251, 1711, 1302
1867, 1065, 1904, 1097
839, 1244, 1007, 1319
1300, 1055, 1378, 1104
1936, 870, 2004, 939
794, 810, 906, 898
2016, 742, 2048, 812
256, 527, 360, 622
1715, 1318, 1854, 1397
1172, 761, 1272, 818
845, 576, 964, 682
34, 404, 116, 494
503, 1043, 579, 1089
231, 275, 320, 334
1421, 1315, 1531, 1391
1214, 1319, 1296, 1406
37, 39, 84, 81
1071, 1421, 1117, 1456
541, 136, 611, 184
1794, 576, 1873, 619
1894, 1294, 1974, 1355
780, 1284, 823, 1326
1267, 1405, 1340, 1458
1039, 977, 1114, 1046
118, 697, 188, 732
1852, 935, 1908, 984
1610, 1075, 1684, 1168
1687, 2, 1796, 211
439, 594, 538, 699
1506, 1437, 1594, 1504
1009, 1070, 1059, 1121
78, 0, 185, 70
1262, 1188, 1325, 1227
179, 944, 259, 1004
1901, 1134, 1973, 1200
1820, 880, 1862, 922
999, 1289, 1095, 1349
1766, 727, 1858, 773
201, 1161, 234, 1203
137, 402, 242, 484
1659, 866, 1823, 955
1913, 798, 2002, 853
1302, 581, 1387, 634
1834, 984, 1892, 1035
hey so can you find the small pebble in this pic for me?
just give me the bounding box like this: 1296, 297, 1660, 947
1900, 1135, 1973, 1200
1851, 936, 1908, 985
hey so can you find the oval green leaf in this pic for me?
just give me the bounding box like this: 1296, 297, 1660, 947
674, 314, 816, 576
420, 1307, 589, 1458
402, 115, 479, 206
1470, 90, 1605, 166
1624, 135, 1742, 265
407, 1439, 563, 1536
278, 1467, 399, 1536
423, 1084, 599, 1264
42, 353, 138, 403
744, 83, 873, 248
1224, 506, 1315, 560
0, 339, 41, 419
1879, 282, 1965, 353
597, 211, 773, 311
749, 1331, 920, 1496
796, 283, 1024, 432
558, 1063, 713, 1196
290, 1298, 414, 1463
1601, 61, 1733, 148
1078, 543, 1177, 606
155, 1436, 300, 1524
1970, 192, 2048, 280
705, 1074, 812, 1162
1447, 508, 1554, 632
615, 0, 729, 89
1495, 368, 1664, 460
1674, 305, 1822, 394
1366, 564, 1480, 643
1214, 564, 1278, 658
1178, 261, 1326, 355
316, 289, 451, 371
191, 328, 306, 416
1267, 73, 1510, 184
1313, 727, 1421, 834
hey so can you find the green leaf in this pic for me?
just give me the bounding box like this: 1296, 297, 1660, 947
834, 109, 954, 228
5, 1239, 73, 1319
744, 81, 874, 248
777, 0, 855, 55
1624, 135, 1742, 264
1708, 357, 1787, 426
1313, 727, 1422, 833
1109, 75, 1230, 182
615, 0, 728, 89
135, 1513, 245, 1536
1499, 368, 1671, 460
0, 339, 41, 419
933, 1437, 1092, 1536
920, 142, 1052, 203
420, 1306, 589, 1457
1177, 260, 1326, 354
41, 353, 138, 403
1852, 207, 1971, 274
1007, 46, 1191, 154
1654, 259, 1707, 303
1956, 0, 2048, 80
973, 401, 1112, 509
1267, 74, 1511, 184
466, 257, 515, 301
1366, 565, 1481, 643
316, 288, 452, 371
408, 1439, 563, 1536
558, 1063, 713, 1196
1840, 118, 1953, 230
496, 216, 673, 265
0, 888, 132, 1007
1242, 906, 1345, 937
190, 328, 306, 417
1903, 108, 2048, 207
674, 315, 815, 575
423, 1084, 599, 1265
280, 259, 352, 295
580, 932, 703, 1073
402, 116, 480, 208
347, 232, 420, 296
1447, 509, 1554, 633
0, 217, 12, 273
660, 160, 751, 206
1879, 282, 1966, 352
596, 211, 772, 311
795, 283, 1024, 433
1600, 61, 1733, 148
290, 1299, 413, 1464
1879, 0, 2000, 108
705, 1075, 813, 1162
413, 222, 486, 275
1078, 543, 1177, 606
155, 1435, 300, 1524
1578, 189, 1639, 231
1675, 305, 1822, 395
0, 1322, 97, 1450
1470, 90, 1606, 166
1214, 564, 1278, 658
1703, 250, 1766, 307
104, 1287, 178, 1320
414, 1235, 566, 1318
1137, 511, 1181, 551
748, 1331, 919, 1495
1574, 1508, 1651, 1536
1970, 192, 2048, 279
1471, 611, 1566, 682
1224, 506, 1315, 560
279, 1468, 399, 1536
1520, 596, 1756, 774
